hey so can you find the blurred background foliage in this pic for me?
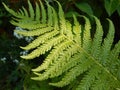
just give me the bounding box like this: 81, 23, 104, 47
0, 0, 120, 90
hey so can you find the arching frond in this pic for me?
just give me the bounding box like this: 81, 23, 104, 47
35, 2, 40, 21
91, 16, 103, 59
20, 30, 59, 50
15, 26, 53, 36
28, 0, 34, 19
4, 0, 120, 90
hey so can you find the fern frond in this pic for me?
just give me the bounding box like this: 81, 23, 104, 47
49, 55, 94, 87
76, 65, 100, 90
11, 21, 47, 30
91, 71, 111, 90
51, 7, 59, 30
20, 30, 59, 50
99, 19, 115, 65
15, 26, 53, 36
40, 0, 46, 23
73, 15, 81, 45
82, 16, 92, 52
56, 1, 66, 34
28, 0, 34, 19
35, 2, 40, 21
22, 6, 29, 17
3, 2, 32, 20
91, 70, 120, 90
91, 16, 103, 59
65, 21, 73, 40
46, 1, 53, 26
4, 0, 120, 89
19, 9, 24, 16
111, 41, 120, 59
3, 3, 17, 17
21, 35, 65, 59
107, 41, 120, 79
43, 44, 80, 78
32, 40, 73, 72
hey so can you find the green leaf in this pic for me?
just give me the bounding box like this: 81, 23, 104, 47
65, 11, 80, 17
104, 0, 120, 16
117, 5, 120, 16
75, 2, 93, 15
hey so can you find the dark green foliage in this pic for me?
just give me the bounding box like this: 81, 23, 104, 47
2, 0, 120, 90
104, 0, 120, 16
0, 35, 23, 90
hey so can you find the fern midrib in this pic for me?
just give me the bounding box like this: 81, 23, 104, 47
63, 34, 120, 85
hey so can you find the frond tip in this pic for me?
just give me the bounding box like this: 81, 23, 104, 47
4, 0, 120, 89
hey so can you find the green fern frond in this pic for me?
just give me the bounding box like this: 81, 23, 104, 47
56, 1, 66, 34
46, 1, 53, 26
28, 0, 34, 19
49, 55, 94, 87
19, 9, 24, 16
14, 26, 53, 36
22, 6, 29, 17
32, 40, 73, 72
82, 16, 92, 52
35, 2, 40, 21
73, 15, 81, 45
21, 35, 66, 59
20, 30, 59, 50
12, 21, 47, 30
2, 3, 17, 17
110, 41, 120, 62
99, 19, 115, 65
4, 0, 120, 90
76, 65, 101, 90
40, 0, 46, 23
91, 16, 103, 59
51, 7, 59, 30
107, 41, 120, 79
41, 44, 80, 78
65, 21, 73, 40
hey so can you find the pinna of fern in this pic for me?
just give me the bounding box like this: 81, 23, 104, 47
3, 0, 120, 90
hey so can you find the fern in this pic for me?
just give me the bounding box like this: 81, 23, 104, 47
3, 0, 120, 89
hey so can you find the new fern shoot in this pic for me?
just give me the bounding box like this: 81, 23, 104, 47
3, 0, 120, 90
